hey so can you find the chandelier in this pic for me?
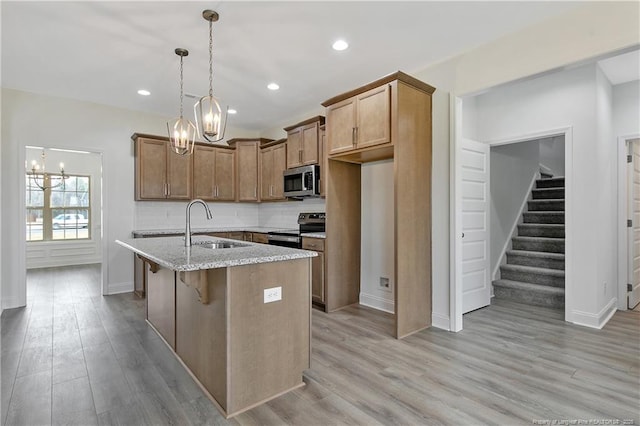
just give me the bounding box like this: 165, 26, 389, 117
167, 48, 196, 155
26, 149, 68, 190
194, 10, 228, 143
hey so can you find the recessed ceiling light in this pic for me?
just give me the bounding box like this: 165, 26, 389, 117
332, 39, 349, 51
137, 89, 151, 96
267, 83, 280, 91
228, 109, 237, 114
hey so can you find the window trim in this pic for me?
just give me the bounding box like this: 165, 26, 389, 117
26, 173, 91, 242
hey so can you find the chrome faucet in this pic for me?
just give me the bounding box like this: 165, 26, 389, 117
185, 199, 213, 247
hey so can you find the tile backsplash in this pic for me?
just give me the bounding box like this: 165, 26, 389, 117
258, 198, 326, 229
134, 198, 325, 231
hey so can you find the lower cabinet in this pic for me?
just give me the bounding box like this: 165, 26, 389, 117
302, 237, 325, 307
146, 264, 176, 349
252, 233, 269, 244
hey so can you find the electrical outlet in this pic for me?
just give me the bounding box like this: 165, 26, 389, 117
264, 286, 282, 303
379, 277, 390, 290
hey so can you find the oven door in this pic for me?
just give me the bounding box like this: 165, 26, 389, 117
267, 234, 301, 248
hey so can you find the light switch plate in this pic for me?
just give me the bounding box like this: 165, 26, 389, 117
264, 286, 282, 303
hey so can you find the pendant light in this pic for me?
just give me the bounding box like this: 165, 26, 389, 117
26, 149, 68, 190
195, 10, 228, 143
167, 48, 196, 155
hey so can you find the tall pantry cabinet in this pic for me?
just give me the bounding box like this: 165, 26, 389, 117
322, 71, 435, 339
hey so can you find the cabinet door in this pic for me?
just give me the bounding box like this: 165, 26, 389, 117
236, 142, 259, 201
214, 148, 235, 201
356, 84, 391, 149
137, 138, 167, 200
260, 147, 274, 200
271, 143, 287, 200
166, 147, 193, 199
326, 97, 357, 155
311, 251, 325, 304
193, 145, 216, 200
286, 128, 302, 169
252, 233, 269, 244
301, 122, 319, 165
227, 232, 244, 241
147, 266, 176, 349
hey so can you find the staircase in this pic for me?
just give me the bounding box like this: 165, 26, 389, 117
493, 176, 565, 309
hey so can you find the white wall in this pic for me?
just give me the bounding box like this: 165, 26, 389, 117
539, 136, 565, 176
490, 142, 540, 276
613, 80, 640, 138
1, 88, 256, 306
25, 147, 103, 269
595, 66, 617, 318
360, 160, 394, 313
472, 63, 619, 327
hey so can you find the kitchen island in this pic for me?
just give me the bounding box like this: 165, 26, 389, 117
116, 235, 316, 418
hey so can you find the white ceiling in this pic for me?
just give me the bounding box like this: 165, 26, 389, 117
3, 1, 629, 132
598, 49, 640, 85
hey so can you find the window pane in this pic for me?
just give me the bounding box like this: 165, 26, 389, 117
29, 174, 91, 242
26, 209, 43, 241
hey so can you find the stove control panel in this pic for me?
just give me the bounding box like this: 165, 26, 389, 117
298, 212, 326, 223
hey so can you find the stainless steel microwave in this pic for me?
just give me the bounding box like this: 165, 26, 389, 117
283, 165, 320, 198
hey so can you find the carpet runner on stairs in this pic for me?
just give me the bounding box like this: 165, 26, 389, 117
493, 176, 565, 309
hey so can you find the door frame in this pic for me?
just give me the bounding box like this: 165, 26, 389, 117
451, 94, 574, 330
617, 133, 640, 310
19, 145, 107, 301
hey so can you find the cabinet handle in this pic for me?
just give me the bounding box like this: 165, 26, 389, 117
352, 127, 356, 146
270, 185, 273, 197
299, 150, 302, 163
167, 183, 171, 196
254, 187, 257, 198
164, 183, 168, 197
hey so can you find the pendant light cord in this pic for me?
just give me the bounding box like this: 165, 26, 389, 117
209, 18, 214, 98
179, 54, 185, 118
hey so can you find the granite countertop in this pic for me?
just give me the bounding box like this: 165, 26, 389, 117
116, 235, 317, 272
301, 232, 326, 239
131, 226, 289, 238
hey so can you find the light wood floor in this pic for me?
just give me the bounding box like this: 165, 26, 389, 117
2, 264, 639, 425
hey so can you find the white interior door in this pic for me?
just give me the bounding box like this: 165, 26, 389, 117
461, 138, 491, 313
628, 139, 640, 309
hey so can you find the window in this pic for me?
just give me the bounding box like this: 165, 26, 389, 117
26, 174, 91, 242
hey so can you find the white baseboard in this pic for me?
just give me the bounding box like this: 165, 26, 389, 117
571, 298, 618, 329
107, 281, 134, 295
359, 292, 394, 314
431, 312, 450, 331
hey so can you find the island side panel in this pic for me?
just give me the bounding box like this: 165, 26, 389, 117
146, 265, 176, 349
175, 268, 228, 411
226, 258, 311, 416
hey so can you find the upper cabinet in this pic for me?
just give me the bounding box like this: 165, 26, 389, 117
134, 134, 193, 200
284, 116, 325, 169
228, 138, 273, 202
193, 144, 235, 201
260, 139, 287, 201
323, 83, 392, 161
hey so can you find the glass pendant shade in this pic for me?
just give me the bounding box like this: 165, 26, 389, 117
195, 95, 227, 143
167, 117, 196, 155
167, 48, 196, 155
196, 10, 228, 143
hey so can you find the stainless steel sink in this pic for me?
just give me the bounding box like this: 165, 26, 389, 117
191, 240, 248, 249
